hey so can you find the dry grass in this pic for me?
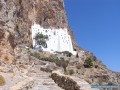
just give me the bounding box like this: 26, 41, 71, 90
0, 75, 6, 86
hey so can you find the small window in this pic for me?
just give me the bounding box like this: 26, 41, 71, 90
45, 30, 47, 32
54, 31, 56, 35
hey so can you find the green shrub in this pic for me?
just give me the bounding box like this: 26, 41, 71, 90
64, 69, 74, 75
60, 57, 64, 61
41, 57, 60, 62
31, 51, 59, 62
69, 69, 74, 75
64, 70, 69, 75
84, 58, 93, 68
31, 52, 68, 71
31, 52, 41, 59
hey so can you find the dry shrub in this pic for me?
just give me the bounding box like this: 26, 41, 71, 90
0, 75, 6, 86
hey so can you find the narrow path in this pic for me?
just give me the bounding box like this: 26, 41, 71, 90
32, 71, 64, 90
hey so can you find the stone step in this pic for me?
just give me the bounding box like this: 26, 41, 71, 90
31, 72, 64, 90
32, 84, 63, 90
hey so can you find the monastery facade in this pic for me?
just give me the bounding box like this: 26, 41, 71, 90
32, 23, 76, 55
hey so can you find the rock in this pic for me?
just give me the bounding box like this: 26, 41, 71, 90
40, 62, 57, 72
10, 77, 34, 90
14, 46, 30, 64
0, 0, 79, 51
51, 70, 99, 90
51, 70, 80, 90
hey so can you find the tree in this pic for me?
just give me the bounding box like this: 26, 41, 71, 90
84, 58, 93, 68
55, 57, 69, 71
34, 33, 48, 48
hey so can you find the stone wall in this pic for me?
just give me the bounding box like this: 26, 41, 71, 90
51, 71, 80, 90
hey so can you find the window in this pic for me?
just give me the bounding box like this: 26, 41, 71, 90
54, 31, 56, 35
45, 30, 47, 33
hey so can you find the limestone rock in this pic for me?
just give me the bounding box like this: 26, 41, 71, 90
0, 0, 119, 89
51, 70, 99, 90
0, 0, 78, 49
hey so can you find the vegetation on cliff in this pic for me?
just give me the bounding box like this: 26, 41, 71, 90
34, 33, 48, 48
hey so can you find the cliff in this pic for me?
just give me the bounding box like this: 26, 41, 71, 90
0, 0, 79, 63
0, 0, 119, 89
0, 0, 77, 47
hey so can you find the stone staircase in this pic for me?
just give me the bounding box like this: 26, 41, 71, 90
31, 71, 64, 90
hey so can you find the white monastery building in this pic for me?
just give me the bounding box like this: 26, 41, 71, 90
32, 23, 77, 55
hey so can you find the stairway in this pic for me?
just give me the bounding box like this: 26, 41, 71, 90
32, 71, 64, 90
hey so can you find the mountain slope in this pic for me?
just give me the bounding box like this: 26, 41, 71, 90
0, 0, 119, 89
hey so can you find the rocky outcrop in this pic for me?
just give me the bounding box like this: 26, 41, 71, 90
51, 70, 99, 90
51, 71, 80, 90
0, 30, 15, 64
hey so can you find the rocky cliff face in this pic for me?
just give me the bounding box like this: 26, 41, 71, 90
0, 0, 119, 88
0, 0, 77, 47
0, 0, 78, 63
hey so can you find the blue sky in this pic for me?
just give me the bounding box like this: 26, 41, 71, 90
64, 0, 120, 72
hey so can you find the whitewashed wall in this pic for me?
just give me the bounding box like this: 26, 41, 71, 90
32, 23, 76, 55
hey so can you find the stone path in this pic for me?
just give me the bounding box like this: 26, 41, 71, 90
0, 64, 99, 90
31, 71, 64, 90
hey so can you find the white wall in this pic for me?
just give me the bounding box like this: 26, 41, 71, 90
31, 23, 76, 55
